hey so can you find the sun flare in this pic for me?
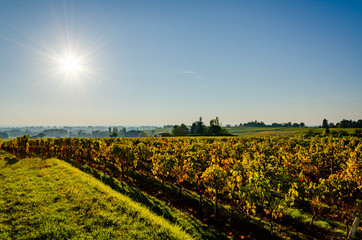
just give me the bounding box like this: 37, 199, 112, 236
60, 55, 82, 74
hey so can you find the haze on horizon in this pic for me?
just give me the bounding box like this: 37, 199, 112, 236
0, 0, 361, 127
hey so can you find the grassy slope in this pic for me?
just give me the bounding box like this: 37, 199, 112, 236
224, 126, 308, 136
223, 127, 357, 136
0, 151, 194, 240
143, 125, 360, 137
144, 127, 173, 136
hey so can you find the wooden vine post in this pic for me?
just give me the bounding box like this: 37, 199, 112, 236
348, 199, 361, 240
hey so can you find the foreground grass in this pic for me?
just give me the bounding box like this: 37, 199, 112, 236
67, 160, 225, 240
0, 151, 193, 240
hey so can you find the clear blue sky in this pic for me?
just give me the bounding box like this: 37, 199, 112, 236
0, 0, 361, 126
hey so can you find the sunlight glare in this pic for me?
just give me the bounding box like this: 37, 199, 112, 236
60, 55, 82, 74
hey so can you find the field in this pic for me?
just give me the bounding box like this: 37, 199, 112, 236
226, 126, 311, 136
0, 151, 198, 240
144, 126, 360, 137
1, 136, 361, 239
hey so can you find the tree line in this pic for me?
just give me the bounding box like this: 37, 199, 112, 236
238, 120, 305, 128
323, 119, 362, 129
170, 117, 231, 136
0, 127, 147, 139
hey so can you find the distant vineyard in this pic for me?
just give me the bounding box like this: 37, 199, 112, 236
1, 136, 361, 232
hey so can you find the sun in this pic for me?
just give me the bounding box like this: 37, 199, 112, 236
59, 55, 83, 75
54, 52, 93, 83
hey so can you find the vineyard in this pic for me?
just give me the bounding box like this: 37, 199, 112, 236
1, 136, 361, 239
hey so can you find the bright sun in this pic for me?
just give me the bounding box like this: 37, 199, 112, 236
59, 55, 83, 75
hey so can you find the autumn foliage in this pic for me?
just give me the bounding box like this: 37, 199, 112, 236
1, 136, 361, 224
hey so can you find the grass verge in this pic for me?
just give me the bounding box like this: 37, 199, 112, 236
0, 150, 193, 240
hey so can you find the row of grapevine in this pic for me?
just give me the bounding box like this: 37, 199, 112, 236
1, 136, 361, 225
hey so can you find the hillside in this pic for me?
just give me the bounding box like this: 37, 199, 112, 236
2, 136, 361, 239
143, 126, 360, 137
225, 126, 359, 136
0, 151, 194, 240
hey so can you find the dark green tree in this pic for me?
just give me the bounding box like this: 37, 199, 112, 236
190, 123, 197, 135
322, 119, 329, 128
110, 132, 118, 137
357, 120, 362, 128
209, 117, 222, 135
190, 117, 206, 135
172, 124, 189, 136
119, 128, 126, 137
322, 119, 330, 135
36, 133, 45, 138
0, 132, 9, 139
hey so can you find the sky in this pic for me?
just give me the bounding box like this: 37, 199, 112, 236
0, 0, 362, 126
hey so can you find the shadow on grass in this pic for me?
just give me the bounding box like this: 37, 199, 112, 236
60, 157, 225, 240
4, 156, 19, 165
60, 157, 286, 240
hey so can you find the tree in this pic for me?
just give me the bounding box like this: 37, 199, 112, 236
322, 119, 329, 129
77, 130, 89, 138
36, 133, 45, 138
322, 119, 330, 134
357, 120, 362, 128
335, 119, 362, 128
244, 120, 266, 127
300, 122, 305, 127
196, 117, 206, 135
110, 132, 118, 137
172, 124, 189, 136
210, 117, 220, 127
285, 122, 292, 127
190, 123, 197, 135
272, 123, 282, 127
0, 132, 9, 139
119, 128, 126, 137
324, 127, 330, 134
209, 117, 222, 136
207, 117, 231, 136
190, 117, 206, 135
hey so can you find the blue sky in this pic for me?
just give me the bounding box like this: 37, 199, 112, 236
0, 0, 361, 126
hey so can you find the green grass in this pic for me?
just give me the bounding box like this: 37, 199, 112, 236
63, 157, 225, 240
225, 126, 360, 136
281, 207, 353, 238
225, 126, 319, 136
0, 151, 194, 240
143, 126, 360, 137
143, 127, 174, 136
